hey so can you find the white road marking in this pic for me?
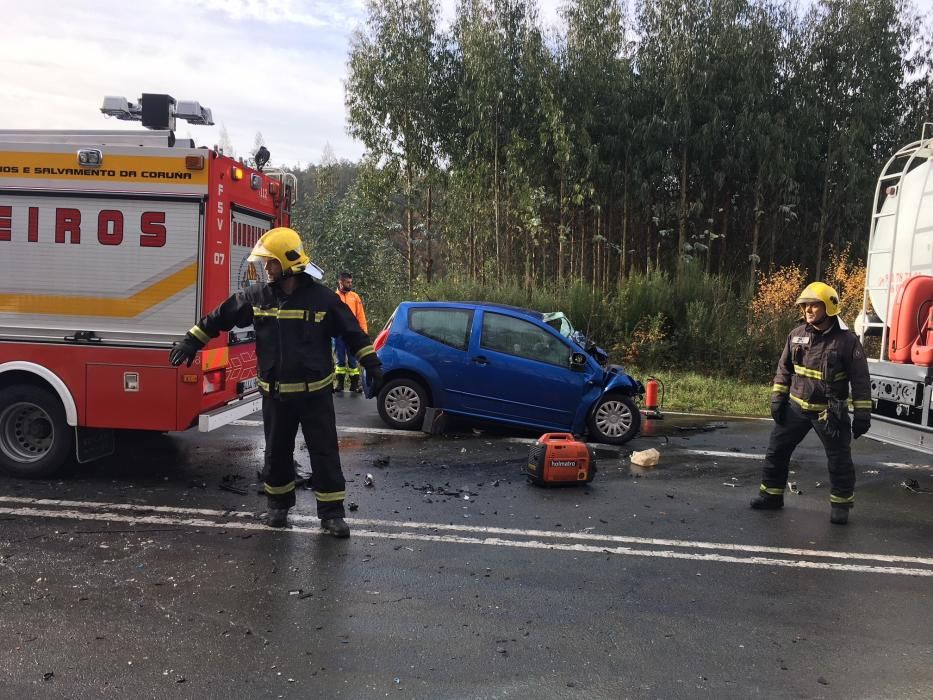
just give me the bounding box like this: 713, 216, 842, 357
664, 410, 770, 422
229, 422, 931, 470
2, 497, 932, 576
230, 419, 426, 438
509, 437, 767, 461
680, 448, 765, 460
880, 461, 933, 471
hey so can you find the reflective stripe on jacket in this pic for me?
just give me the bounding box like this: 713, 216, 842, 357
771, 319, 872, 414
188, 275, 377, 398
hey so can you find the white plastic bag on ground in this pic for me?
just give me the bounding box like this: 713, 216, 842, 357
630, 448, 660, 468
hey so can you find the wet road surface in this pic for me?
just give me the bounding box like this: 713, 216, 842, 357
2, 394, 932, 699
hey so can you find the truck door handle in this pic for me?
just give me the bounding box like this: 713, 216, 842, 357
472, 356, 488, 366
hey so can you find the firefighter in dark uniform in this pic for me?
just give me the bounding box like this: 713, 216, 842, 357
751, 282, 872, 524
169, 227, 383, 536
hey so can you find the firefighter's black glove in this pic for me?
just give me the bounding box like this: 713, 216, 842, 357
770, 398, 788, 425
852, 412, 871, 439
360, 358, 384, 398
365, 365, 384, 398
169, 334, 203, 367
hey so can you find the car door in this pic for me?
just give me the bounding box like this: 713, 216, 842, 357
456, 310, 589, 429
405, 306, 474, 411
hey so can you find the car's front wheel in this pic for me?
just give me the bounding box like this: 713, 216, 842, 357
587, 393, 640, 445
378, 378, 427, 431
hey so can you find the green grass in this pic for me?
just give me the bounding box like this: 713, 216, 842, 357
629, 366, 770, 417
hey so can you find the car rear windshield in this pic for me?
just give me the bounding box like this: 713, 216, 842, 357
409, 308, 473, 350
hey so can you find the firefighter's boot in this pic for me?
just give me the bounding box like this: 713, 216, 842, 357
267, 508, 289, 528
349, 375, 361, 393
333, 374, 345, 393
750, 493, 784, 510
830, 505, 850, 525
320, 517, 350, 538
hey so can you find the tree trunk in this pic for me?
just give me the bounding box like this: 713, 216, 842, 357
621, 159, 629, 283
406, 161, 414, 291
425, 183, 433, 284
816, 138, 833, 279
494, 112, 501, 284
677, 147, 688, 280
558, 176, 566, 283
468, 190, 475, 281
719, 197, 730, 276
750, 167, 764, 289
646, 218, 653, 275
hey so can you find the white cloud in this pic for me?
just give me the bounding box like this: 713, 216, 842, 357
0, 0, 367, 165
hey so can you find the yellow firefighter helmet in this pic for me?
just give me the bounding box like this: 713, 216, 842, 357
795, 281, 840, 316
248, 227, 309, 276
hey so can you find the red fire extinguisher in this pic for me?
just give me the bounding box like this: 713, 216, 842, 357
642, 377, 664, 419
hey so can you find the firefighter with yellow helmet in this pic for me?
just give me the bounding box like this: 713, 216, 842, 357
169, 227, 383, 535
751, 281, 872, 524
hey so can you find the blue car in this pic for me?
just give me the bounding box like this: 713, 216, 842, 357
372, 301, 644, 444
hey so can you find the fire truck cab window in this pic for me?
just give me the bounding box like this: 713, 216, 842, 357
409, 308, 473, 350
481, 312, 569, 366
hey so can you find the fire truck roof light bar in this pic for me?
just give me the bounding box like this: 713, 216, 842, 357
101, 94, 215, 130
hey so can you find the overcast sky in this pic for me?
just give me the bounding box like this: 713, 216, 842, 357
0, 0, 562, 168
1, 0, 929, 169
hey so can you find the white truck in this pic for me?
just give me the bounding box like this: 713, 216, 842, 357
859, 122, 933, 453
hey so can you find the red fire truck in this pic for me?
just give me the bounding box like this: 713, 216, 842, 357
0, 94, 296, 477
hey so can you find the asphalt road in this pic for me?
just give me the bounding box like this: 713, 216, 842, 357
2, 394, 932, 699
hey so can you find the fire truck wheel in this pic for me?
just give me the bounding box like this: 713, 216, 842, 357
377, 378, 427, 431
0, 385, 73, 479
588, 393, 641, 445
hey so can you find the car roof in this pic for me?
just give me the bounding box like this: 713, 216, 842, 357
399, 300, 544, 320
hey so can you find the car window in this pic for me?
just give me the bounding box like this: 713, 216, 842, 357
408, 308, 472, 350
480, 312, 570, 366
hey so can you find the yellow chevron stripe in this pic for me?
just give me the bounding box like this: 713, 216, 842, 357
0, 262, 197, 317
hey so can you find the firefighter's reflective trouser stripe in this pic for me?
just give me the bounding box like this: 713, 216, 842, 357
761, 401, 855, 507
334, 337, 358, 371
261, 392, 346, 518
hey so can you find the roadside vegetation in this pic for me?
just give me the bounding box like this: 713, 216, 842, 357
261, 0, 929, 416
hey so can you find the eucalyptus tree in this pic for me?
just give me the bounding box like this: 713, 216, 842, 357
448, 0, 553, 283
635, 0, 715, 280
560, 0, 630, 289
792, 0, 921, 277
346, 0, 447, 290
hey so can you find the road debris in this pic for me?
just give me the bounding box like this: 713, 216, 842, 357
630, 448, 660, 468
219, 474, 249, 496
408, 482, 479, 499
902, 479, 933, 494
373, 456, 390, 468
364, 473, 375, 487
788, 482, 802, 495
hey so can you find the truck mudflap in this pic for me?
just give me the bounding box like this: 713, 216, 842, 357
198, 393, 262, 432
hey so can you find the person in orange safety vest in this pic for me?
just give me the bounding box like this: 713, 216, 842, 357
334, 271, 368, 393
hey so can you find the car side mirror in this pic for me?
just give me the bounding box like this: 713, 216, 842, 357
570, 352, 587, 371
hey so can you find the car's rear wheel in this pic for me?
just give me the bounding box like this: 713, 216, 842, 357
378, 378, 427, 431
587, 393, 640, 445
0, 385, 73, 478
